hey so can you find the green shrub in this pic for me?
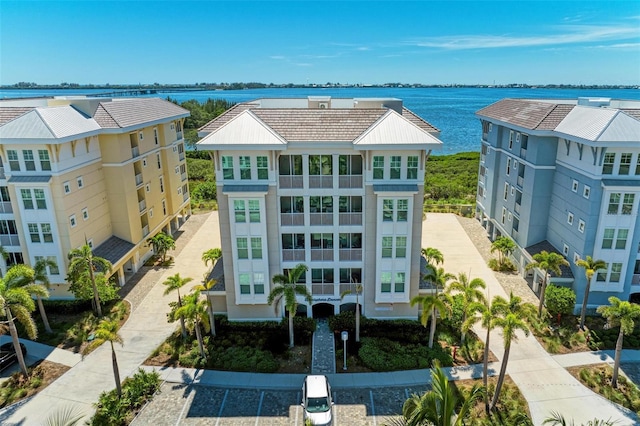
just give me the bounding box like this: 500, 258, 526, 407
357, 337, 452, 371
545, 285, 576, 320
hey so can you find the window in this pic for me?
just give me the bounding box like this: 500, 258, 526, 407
282, 233, 305, 249
309, 196, 331, 213
162, 199, 166, 215
234, 200, 246, 222
373, 156, 384, 179
138, 131, 144, 141
407, 156, 419, 179
278, 155, 303, 175
257, 156, 268, 180
508, 212, 512, 222
603, 153, 615, 175
251, 237, 262, 259
77, 176, 84, 188
563, 244, 569, 256
509, 131, 514, 149
254, 273, 265, 294
396, 236, 407, 258
506, 158, 511, 176
248, 200, 260, 223
281, 196, 304, 213
395, 272, 406, 292
382, 237, 393, 258
82, 208, 89, 221
34, 189, 46, 209
21, 189, 34, 209
602, 229, 615, 249
511, 186, 515, 196
339, 155, 363, 175
239, 156, 251, 180
571, 180, 578, 192
28, 223, 40, 242
616, 229, 628, 250
608, 193, 620, 214
64, 181, 71, 194
41, 223, 53, 242
311, 233, 332, 249
381, 272, 392, 293
309, 155, 332, 176
237, 238, 248, 259
222, 156, 234, 179
583, 185, 590, 199
159, 177, 164, 193
69, 215, 77, 227
578, 220, 585, 233
573, 253, 581, 264
619, 153, 632, 175
504, 183, 509, 201
596, 263, 608, 282
8, 150, 19, 171
5, 252, 24, 267
35, 256, 59, 275
501, 207, 506, 224
175, 166, 179, 174
142, 158, 147, 167
390, 156, 401, 179
338, 196, 362, 213
154, 128, 159, 145
383, 200, 393, 222
312, 268, 334, 284
239, 273, 251, 294
636, 156, 640, 175
38, 150, 51, 170
145, 183, 150, 193
149, 208, 154, 218
339, 233, 361, 249
0, 187, 9, 203
23, 150, 35, 171
622, 194, 635, 215
156, 153, 161, 169
339, 268, 362, 284
610, 263, 622, 282
397, 200, 408, 222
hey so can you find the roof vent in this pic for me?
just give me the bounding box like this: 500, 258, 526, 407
318, 102, 328, 109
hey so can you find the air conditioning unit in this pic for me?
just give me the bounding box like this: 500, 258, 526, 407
318, 102, 328, 109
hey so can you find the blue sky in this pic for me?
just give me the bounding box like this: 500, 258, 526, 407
1, 1, 639, 85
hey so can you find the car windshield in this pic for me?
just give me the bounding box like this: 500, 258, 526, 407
306, 397, 330, 413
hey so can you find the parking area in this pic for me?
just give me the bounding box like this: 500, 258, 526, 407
132, 382, 428, 426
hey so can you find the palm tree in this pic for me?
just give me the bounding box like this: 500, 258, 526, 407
147, 232, 176, 263
413, 267, 454, 348
193, 278, 218, 337
489, 292, 533, 412
267, 263, 312, 348
163, 273, 192, 339
201, 248, 222, 269
0, 266, 49, 375
422, 247, 444, 276
544, 411, 617, 426
33, 258, 57, 334
447, 272, 486, 343
490, 236, 516, 268
172, 289, 210, 359
67, 244, 112, 317
82, 319, 123, 397
340, 282, 363, 342
402, 360, 483, 426
575, 256, 607, 331
525, 250, 570, 317
597, 297, 640, 388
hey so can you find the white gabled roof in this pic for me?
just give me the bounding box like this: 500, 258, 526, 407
555, 106, 640, 142
0, 106, 100, 140
353, 109, 443, 148
197, 110, 287, 148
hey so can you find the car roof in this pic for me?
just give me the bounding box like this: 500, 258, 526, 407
305, 375, 329, 398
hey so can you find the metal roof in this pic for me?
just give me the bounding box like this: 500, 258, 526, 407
602, 179, 640, 187
524, 240, 574, 279
197, 110, 286, 148
92, 236, 135, 265
354, 110, 443, 147
0, 106, 100, 140
222, 184, 270, 193
372, 184, 419, 192
8, 175, 52, 183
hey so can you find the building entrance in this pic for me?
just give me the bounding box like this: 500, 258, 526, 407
312, 303, 335, 318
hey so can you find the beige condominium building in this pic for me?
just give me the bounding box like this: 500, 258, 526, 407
0, 96, 191, 298
197, 97, 443, 320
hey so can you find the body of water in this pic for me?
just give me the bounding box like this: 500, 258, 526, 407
2, 87, 639, 155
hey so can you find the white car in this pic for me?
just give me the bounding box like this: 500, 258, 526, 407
301, 375, 333, 426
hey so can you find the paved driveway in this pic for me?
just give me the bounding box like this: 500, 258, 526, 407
132, 382, 427, 426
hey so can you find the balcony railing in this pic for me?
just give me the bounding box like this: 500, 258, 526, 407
339, 213, 362, 226
0, 235, 20, 246
312, 284, 335, 295
179, 152, 185, 161
0, 201, 12, 214
183, 192, 189, 202
309, 213, 333, 226
142, 225, 150, 237
176, 131, 183, 140
279, 176, 303, 189
339, 249, 362, 261
138, 199, 146, 213
520, 148, 527, 159
131, 146, 140, 158
514, 202, 521, 214
310, 249, 333, 261
308, 176, 333, 189
282, 249, 305, 262
339, 283, 361, 295
338, 175, 363, 189
517, 176, 524, 188
281, 213, 304, 226
135, 173, 143, 186
181, 172, 187, 182
0, 167, 5, 179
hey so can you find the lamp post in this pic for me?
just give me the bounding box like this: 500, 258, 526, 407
341, 331, 348, 371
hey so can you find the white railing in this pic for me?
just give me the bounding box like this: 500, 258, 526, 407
339, 213, 362, 226
0, 201, 12, 213
310, 249, 333, 261
142, 225, 150, 237
135, 173, 143, 186
0, 167, 5, 179
176, 131, 183, 140
279, 176, 304, 189
131, 146, 140, 158
517, 176, 524, 188
282, 249, 305, 262
138, 200, 146, 213
281, 213, 305, 226
338, 175, 363, 188
309, 213, 333, 226
339, 249, 362, 261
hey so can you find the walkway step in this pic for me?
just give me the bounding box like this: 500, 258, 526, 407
311, 319, 335, 374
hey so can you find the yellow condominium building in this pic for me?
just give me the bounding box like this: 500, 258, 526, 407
0, 96, 191, 298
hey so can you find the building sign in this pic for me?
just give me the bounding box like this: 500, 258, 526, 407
312, 297, 341, 303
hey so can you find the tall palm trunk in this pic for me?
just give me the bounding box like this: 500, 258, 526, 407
461, 312, 468, 344
7, 308, 28, 376
612, 327, 624, 388
195, 320, 206, 359
490, 341, 511, 411
36, 295, 52, 334
207, 302, 216, 337
89, 264, 103, 317
355, 302, 360, 342
288, 311, 295, 348
483, 326, 491, 414
579, 279, 592, 330
110, 341, 122, 398
428, 309, 436, 348
537, 275, 547, 317
177, 292, 187, 339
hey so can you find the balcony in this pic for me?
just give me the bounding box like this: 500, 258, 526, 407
142, 225, 150, 237
517, 176, 524, 188
282, 249, 305, 262
176, 130, 183, 140
339, 213, 362, 226
138, 199, 146, 213
311, 249, 333, 261
514, 202, 521, 214
135, 173, 143, 186
0, 201, 12, 214
181, 172, 187, 182
131, 146, 140, 158
0, 235, 20, 246
308, 176, 333, 189
183, 192, 189, 203
279, 176, 303, 189
179, 152, 185, 162
309, 213, 333, 226
339, 249, 362, 261
520, 148, 527, 159
281, 213, 304, 226
338, 175, 363, 189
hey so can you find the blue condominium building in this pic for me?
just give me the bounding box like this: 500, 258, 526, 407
475, 97, 640, 311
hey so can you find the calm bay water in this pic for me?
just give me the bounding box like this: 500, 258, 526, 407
2, 87, 639, 155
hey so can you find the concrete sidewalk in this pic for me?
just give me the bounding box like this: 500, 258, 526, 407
0, 212, 221, 426
424, 213, 638, 426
